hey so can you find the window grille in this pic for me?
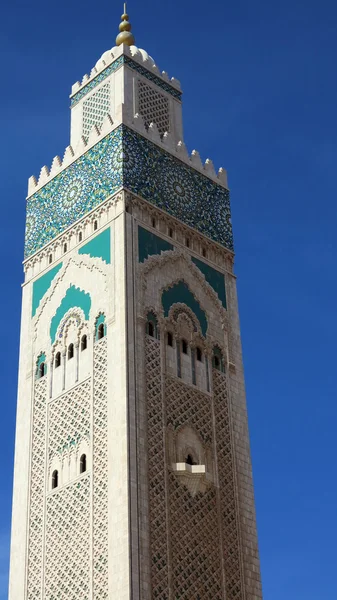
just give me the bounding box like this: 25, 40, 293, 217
138, 79, 170, 135
82, 82, 110, 140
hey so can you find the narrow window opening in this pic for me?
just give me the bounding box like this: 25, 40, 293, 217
202, 247, 207, 258
81, 335, 87, 351
98, 323, 105, 340
148, 322, 154, 337
186, 454, 196, 466
213, 346, 225, 372
39, 362, 45, 378
63, 243, 67, 253
49, 254, 53, 264
80, 454, 87, 474
78, 232, 83, 242
182, 339, 188, 354
168, 227, 173, 238
55, 352, 61, 368
185, 237, 190, 248
167, 332, 173, 347
94, 220, 98, 231
196, 347, 202, 361
68, 343, 74, 360
151, 217, 156, 228
52, 470, 58, 489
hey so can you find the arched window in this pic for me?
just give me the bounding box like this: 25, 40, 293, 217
167, 332, 173, 347
146, 312, 159, 339
78, 231, 83, 242
95, 314, 106, 341
68, 343, 74, 360
63, 243, 67, 253
55, 352, 61, 368
36, 353, 47, 379
80, 454, 87, 474
196, 347, 202, 362
81, 335, 87, 351
52, 470, 58, 489
186, 454, 197, 466
93, 220, 98, 231
212, 347, 225, 373
49, 253, 53, 264
182, 339, 188, 355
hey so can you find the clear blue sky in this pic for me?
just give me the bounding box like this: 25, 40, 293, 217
1, 0, 336, 597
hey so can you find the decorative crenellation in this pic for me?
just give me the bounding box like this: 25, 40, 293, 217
25, 125, 231, 259
70, 44, 181, 107
27, 119, 227, 198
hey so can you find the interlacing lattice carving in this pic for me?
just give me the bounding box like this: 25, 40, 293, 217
213, 369, 244, 600
165, 376, 223, 598
138, 79, 170, 135
48, 378, 91, 459
83, 82, 110, 139
93, 337, 109, 598
165, 375, 212, 444
27, 377, 47, 600
145, 335, 170, 599
169, 472, 223, 600
44, 476, 91, 600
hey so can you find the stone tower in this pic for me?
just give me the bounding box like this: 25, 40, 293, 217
9, 8, 263, 600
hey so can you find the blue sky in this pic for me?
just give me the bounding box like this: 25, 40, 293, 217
1, 0, 336, 597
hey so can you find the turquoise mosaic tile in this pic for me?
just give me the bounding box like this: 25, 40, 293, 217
71, 55, 182, 107
138, 226, 173, 262
25, 126, 233, 258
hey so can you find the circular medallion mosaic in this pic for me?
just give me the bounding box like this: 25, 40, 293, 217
59, 173, 89, 212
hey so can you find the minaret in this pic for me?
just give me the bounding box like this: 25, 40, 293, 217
9, 6, 263, 599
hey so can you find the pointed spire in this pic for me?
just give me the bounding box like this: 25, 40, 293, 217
116, 3, 135, 46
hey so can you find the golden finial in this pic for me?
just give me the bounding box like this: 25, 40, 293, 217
116, 2, 135, 46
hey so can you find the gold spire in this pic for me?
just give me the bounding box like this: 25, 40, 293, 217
116, 2, 135, 46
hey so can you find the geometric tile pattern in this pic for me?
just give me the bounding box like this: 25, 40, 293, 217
44, 476, 91, 600
93, 337, 109, 598
83, 82, 111, 140
48, 378, 91, 459
138, 79, 170, 135
71, 55, 182, 108
25, 127, 233, 258
27, 377, 47, 600
213, 369, 244, 600
145, 335, 170, 599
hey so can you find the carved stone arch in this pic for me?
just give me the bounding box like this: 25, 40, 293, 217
139, 249, 228, 343
57, 307, 86, 348
175, 424, 206, 465
168, 302, 202, 340
33, 254, 111, 350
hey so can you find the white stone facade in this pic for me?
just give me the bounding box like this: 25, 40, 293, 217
9, 36, 262, 600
